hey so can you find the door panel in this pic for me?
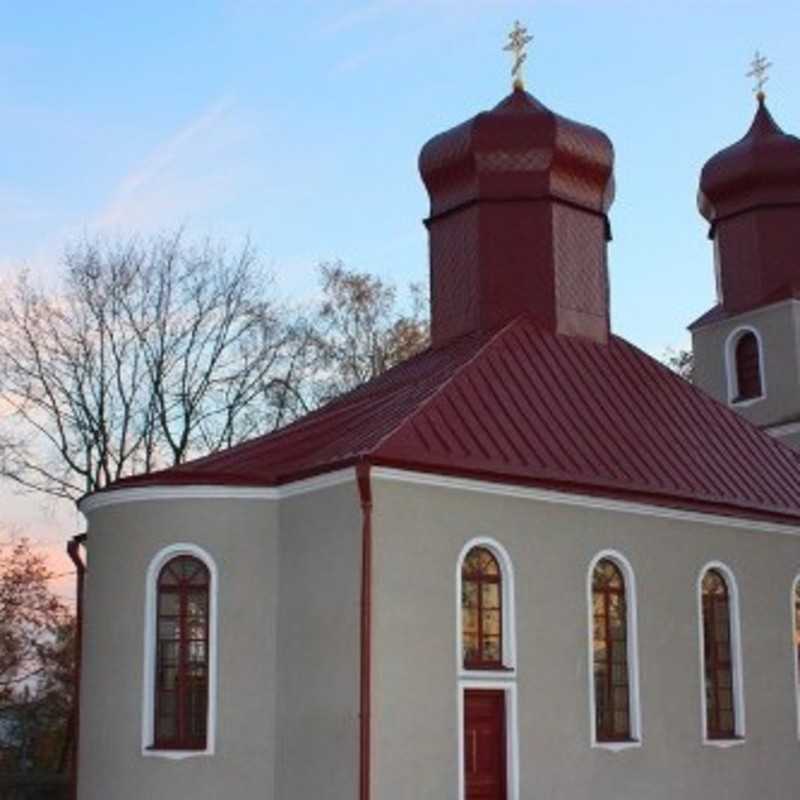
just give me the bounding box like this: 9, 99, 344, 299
464, 689, 506, 800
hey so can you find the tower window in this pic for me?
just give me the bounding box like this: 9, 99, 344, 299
733, 331, 762, 402
154, 555, 210, 750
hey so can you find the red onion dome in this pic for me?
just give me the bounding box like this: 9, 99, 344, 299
419, 86, 615, 228
699, 98, 800, 224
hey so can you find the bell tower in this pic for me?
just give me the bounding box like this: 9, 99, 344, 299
692, 55, 800, 450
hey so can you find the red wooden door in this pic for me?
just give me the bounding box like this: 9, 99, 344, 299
464, 690, 507, 800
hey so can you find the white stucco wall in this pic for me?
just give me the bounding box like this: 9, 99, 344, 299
77, 478, 362, 800
369, 472, 800, 800
77, 469, 800, 800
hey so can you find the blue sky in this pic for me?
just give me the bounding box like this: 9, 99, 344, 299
2, 0, 800, 561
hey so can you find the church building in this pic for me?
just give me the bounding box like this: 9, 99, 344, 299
74, 31, 800, 800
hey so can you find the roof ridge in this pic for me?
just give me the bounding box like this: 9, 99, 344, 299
367, 315, 531, 460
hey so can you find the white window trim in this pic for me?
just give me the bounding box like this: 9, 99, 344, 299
724, 325, 766, 407
792, 575, 800, 742
457, 679, 519, 800
456, 538, 519, 800
586, 549, 643, 751
697, 561, 746, 747
456, 537, 517, 677
142, 543, 219, 759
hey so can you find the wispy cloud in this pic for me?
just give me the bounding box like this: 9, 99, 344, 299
1, 97, 253, 280
93, 96, 247, 233
321, 0, 517, 74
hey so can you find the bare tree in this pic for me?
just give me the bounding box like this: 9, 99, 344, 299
663, 347, 694, 382
0, 233, 312, 499
309, 261, 430, 404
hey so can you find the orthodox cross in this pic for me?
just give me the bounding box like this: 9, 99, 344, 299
747, 50, 772, 101
504, 20, 533, 90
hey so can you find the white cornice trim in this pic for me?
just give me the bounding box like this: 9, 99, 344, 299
78, 468, 356, 514
79, 463, 800, 536
765, 421, 800, 438
692, 297, 800, 333
370, 467, 800, 536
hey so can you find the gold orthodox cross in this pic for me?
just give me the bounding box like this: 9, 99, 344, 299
747, 50, 772, 101
504, 20, 533, 90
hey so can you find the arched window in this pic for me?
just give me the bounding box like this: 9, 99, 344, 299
154, 555, 210, 750
591, 558, 632, 742
727, 328, 763, 403
701, 569, 737, 740
461, 547, 503, 669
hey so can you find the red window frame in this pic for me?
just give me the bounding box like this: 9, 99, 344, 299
154, 555, 210, 751
462, 547, 504, 670
734, 332, 762, 401
592, 559, 632, 742
701, 569, 737, 740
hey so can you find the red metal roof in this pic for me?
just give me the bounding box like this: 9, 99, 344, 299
114, 314, 800, 525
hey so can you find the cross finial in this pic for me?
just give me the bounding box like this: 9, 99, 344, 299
747, 50, 772, 102
504, 20, 533, 91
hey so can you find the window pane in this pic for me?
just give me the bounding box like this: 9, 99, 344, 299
482, 609, 500, 637
481, 583, 500, 609
158, 665, 178, 691
159, 593, 180, 616
159, 567, 179, 586
156, 705, 176, 741
594, 560, 623, 591
462, 581, 478, 608
593, 617, 606, 642
186, 592, 208, 618
462, 607, 478, 633
188, 641, 206, 664
158, 641, 179, 666
480, 550, 499, 576
463, 633, 479, 663
187, 619, 207, 641
159, 618, 179, 640
482, 637, 500, 663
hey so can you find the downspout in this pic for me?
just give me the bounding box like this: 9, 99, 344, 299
66, 533, 87, 800
356, 463, 372, 800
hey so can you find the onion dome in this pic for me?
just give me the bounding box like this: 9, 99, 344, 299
418, 86, 616, 348
419, 86, 615, 228
699, 97, 800, 225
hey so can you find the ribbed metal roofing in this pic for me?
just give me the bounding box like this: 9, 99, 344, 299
113, 315, 800, 524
